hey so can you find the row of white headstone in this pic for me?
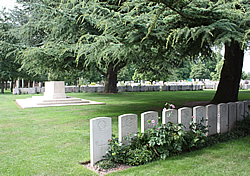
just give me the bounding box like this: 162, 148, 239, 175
90, 100, 250, 166
13, 84, 204, 94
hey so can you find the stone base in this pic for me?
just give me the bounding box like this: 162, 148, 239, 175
15, 96, 105, 108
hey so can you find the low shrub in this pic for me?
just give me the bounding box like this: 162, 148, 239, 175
104, 119, 209, 166
184, 118, 208, 151
101, 115, 250, 168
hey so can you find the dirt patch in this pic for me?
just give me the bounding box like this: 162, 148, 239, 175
80, 161, 133, 175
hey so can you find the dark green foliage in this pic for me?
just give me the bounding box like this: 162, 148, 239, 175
102, 115, 250, 169
184, 118, 209, 151
104, 120, 208, 166
147, 123, 186, 160
210, 52, 224, 81
190, 60, 211, 80
14, 0, 185, 92
241, 71, 248, 80
0, 8, 26, 93
104, 135, 128, 164
175, 61, 192, 80
247, 72, 250, 80
117, 64, 136, 82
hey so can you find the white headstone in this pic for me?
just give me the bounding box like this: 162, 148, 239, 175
228, 102, 237, 131
90, 117, 112, 166
22, 79, 24, 88
162, 109, 178, 124
161, 86, 167, 91
217, 103, 228, 134
118, 86, 125, 92
148, 86, 154, 91
118, 114, 138, 145
126, 86, 132, 92
74, 87, 80, 93
178, 107, 192, 131
141, 111, 158, 133
236, 101, 244, 121
132, 86, 140, 92
16, 78, 20, 88
169, 85, 174, 91
243, 101, 250, 117
140, 86, 146, 92
193, 106, 206, 125
44, 81, 66, 99
206, 104, 217, 135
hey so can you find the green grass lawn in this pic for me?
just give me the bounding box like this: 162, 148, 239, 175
0, 90, 249, 175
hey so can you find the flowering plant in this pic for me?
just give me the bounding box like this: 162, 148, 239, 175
163, 102, 175, 111
147, 119, 157, 127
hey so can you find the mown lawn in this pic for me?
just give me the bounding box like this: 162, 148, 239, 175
0, 89, 249, 175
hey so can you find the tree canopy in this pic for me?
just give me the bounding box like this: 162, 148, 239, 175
0, 8, 23, 93
15, 0, 183, 92
129, 0, 249, 103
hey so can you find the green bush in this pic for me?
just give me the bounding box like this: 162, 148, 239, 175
104, 119, 208, 166
101, 116, 250, 169
146, 123, 186, 160
105, 135, 128, 164
184, 118, 208, 151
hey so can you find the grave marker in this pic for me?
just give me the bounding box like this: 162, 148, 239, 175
141, 111, 158, 133
193, 106, 206, 126
178, 107, 192, 131
206, 104, 217, 135
243, 101, 250, 117
236, 101, 244, 121
162, 109, 178, 124
228, 102, 237, 131
90, 117, 112, 166
217, 103, 228, 134
118, 114, 138, 145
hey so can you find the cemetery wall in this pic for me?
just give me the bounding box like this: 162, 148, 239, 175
12, 82, 250, 95
12, 84, 203, 94
90, 100, 250, 166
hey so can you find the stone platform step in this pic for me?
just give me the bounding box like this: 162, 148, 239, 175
34, 97, 90, 105
15, 96, 105, 108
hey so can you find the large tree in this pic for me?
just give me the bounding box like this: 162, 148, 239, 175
16, 0, 182, 93
131, 0, 249, 103
73, 0, 181, 92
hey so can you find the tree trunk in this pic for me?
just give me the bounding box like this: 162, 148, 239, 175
5, 81, 8, 90
11, 79, 14, 92
104, 63, 119, 93
211, 40, 244, 103
1, 80, 4, 94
